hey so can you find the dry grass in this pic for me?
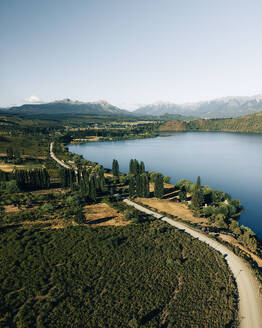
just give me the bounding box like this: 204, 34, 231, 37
83, 203, 129, 227
0, 162, 43, 172
71, 136, 100, 143
149, 182, 176, 194
136, 197, 207, 224
30, 188, 67, 195
3, 205, 21, 213
0, 163, 24, 172
219, 234, 262, 268
20, 219, 68, 230
159, 121, 187, 131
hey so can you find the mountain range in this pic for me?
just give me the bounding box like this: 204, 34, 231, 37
1, 94, 262, 118
0, 99, 127, 116
133, 95, 262, 118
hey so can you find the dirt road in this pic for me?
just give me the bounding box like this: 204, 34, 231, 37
124, 199, 262, 328
50, 142, 71, 169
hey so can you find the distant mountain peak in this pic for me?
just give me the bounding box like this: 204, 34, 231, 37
4, 99, 129, 116
134, 94, 262, 118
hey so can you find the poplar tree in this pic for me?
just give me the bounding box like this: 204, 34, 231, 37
14, 168, 50, 191
136, 174, 142, 197
129, 159, 139, 175
129, 175, 136, 197
139, 161, 145, 174
89, 174, 97, 201
112, 159, 119, 176
141, 173, 149, 197
133, 160, 139, 175
129, 159, 134, 174
191, 176, 204, 208
154, 173, 164, 198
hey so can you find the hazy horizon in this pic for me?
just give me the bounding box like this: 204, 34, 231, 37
2, 92, 262, 111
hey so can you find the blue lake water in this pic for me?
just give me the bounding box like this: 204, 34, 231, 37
69, 132, 262, 238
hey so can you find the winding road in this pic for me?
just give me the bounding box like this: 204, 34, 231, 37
124, 199, 262, 328
50, 142, 72, 169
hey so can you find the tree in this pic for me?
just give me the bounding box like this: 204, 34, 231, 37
139, 161, 145, 174
136, 174, 142, 197
211, 190, 224, 205
196, 176, 201, 189
229, 220, 241, 235
112, 159, 119, 177
129, 159, 139, 175
178, 186, 187, 202
238, 227, 257, 251
217, 218, 228, 230
141, 173, 150, 198
128, 175, 136, 197
89, 174, 97, 201
154, 173, 164, 198
14, 168, 50, 191
129, 159, 134, 174
191, 176, 204, 208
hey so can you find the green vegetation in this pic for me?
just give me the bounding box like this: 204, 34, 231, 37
160, 112, 262, 134
68, 125, 159, 142
126, 159, 150, 198
0, 222, 238, 327
14, 169, 50, 191
154, 173, 164, 199
176, 178, 260, 252
112, 159, 120, 177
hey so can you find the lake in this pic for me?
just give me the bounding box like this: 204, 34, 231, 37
69, 132, 262, 238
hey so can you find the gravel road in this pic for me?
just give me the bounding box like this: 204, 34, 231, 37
50, 142, 71, 169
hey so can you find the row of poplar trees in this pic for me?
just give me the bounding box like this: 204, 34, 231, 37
112, 158, 164, 198
59, 165, 106, 201
14, 168, 50, 191
128, 159, 150, 198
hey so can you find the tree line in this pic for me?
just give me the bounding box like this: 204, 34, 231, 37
112, 159, 164, 199
14, 169, 50, 191
59, 165, 106, 202
0, 168, 50, 191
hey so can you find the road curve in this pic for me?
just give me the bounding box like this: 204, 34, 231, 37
124, 199, 262, 328
50, 142, 71, 169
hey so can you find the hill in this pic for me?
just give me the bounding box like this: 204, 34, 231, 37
2, 99, 129, 116
159, 111, 262, 133
134, 94, 262, 118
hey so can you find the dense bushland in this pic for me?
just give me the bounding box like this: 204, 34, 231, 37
0, 222, 238, 328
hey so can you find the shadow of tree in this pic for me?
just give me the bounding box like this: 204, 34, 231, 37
140, 308, 161, 325
87, 216, 115, 225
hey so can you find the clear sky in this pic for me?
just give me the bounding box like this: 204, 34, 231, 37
1, 0, 262, 108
